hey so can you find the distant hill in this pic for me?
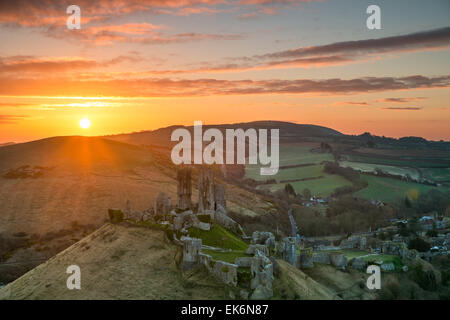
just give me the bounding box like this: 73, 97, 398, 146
105, 121, 343, 148
0, 142, 14, 148
0, 136, 155, 171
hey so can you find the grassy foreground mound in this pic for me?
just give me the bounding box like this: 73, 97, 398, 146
0, 223, 230, 300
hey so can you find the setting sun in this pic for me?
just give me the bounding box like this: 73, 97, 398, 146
79, 118, 91, 129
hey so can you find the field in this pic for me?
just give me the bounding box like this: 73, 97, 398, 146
341, 150, 450, 185
246, 142, 450, 202
246, 143, 350, 197
355, 174, 448, 203
265, 174, 352, 197
339, 161, 421, 180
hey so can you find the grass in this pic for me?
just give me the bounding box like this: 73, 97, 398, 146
245, 145, 333, 181
355, 174, 448, 202
188, 225, 249, 251
345, 154, 448, 168
421, 167, 450, 183
340, 161, 421, 180
265, 173, 352, 197
202, 249, 250, 264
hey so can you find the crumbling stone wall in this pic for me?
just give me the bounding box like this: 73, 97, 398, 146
198, 166, 216, 212
181, 236, 202, 270
154, 192, 171, 216
214, 184, 226, 210
312, 252, 331, 265
199, 252, 238, 286
177, 167, 192, 210
329, 253, 347, 270
251, 231, 275, 249
246, 244, 269, 257
282, 237, 297, 267
250, 250, 274, 300
214, 205, 243, 235
298, 249, 313, 269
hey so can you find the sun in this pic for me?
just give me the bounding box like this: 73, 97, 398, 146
79, 118, 91, 129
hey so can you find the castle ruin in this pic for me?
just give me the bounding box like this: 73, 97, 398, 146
177, 167, 192, 210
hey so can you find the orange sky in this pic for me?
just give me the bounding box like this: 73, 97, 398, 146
0, 0, 449, 143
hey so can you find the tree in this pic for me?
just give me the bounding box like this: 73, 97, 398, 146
408, 237, 431, 252
284, 183, 296, 197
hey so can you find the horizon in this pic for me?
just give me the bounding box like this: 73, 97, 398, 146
1, 0, 449, 142
3, 119, 450, 145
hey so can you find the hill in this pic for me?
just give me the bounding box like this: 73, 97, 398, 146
0, 135, 273, 283
105, 121, 343, 149
0, 136, 175, 236
0, 223, 231, 299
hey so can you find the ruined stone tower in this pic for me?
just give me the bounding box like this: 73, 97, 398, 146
198, 166, 215, 212
214, 183, 226, 210
177, 167, 192, 210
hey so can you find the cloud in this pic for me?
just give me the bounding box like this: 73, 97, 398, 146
42, 21, 243, 45
0, 0, 313, 27
142, 27, 450, 74
0, 75, 448, 97
378, 97, 427, 103
0, 55, 141, 74
333, 101, 369, 106
237, 5, 279, 20
0, 114, 29, 123
381, 107, 423, 110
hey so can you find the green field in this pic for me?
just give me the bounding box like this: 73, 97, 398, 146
266, 174, 352, 197
420, 167, 450, 183
246, 144, 348, 197
340, 161, 421, 180
355, 174, 447, 202
344, 154, 448, 168
246, 143, 450, 201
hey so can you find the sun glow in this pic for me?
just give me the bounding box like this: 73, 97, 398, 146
79, 118, 91, 129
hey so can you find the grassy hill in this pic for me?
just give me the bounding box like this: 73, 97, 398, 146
106, 121, 342, 149
0, 223, 232, 300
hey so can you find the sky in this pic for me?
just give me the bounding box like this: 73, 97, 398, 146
0, 0, 449, 143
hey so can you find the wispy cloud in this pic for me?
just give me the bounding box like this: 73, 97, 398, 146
333, 101, 370, 106
138, 27, 450, 73
378, 97, 427, 103
1, 75, 448, 97
0, 54, 141, 74
0, 114, 29, 123
381, 107, 423, 110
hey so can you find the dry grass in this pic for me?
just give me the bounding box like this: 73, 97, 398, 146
0, 223, 231, 300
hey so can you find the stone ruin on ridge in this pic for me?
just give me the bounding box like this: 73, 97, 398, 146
177, 167, 192, 210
